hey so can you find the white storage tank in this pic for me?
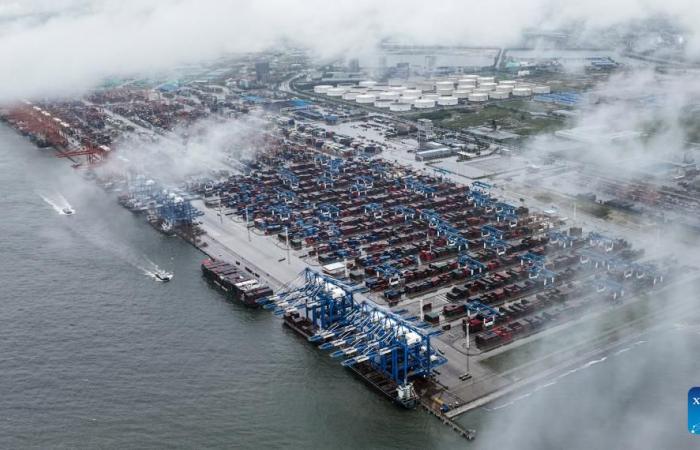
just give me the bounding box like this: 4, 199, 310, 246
468, 92, 489, 102
402, 89, 422, 97
389, 86, 407, 93
388, 78, 404, 87
473, 88, 493, 94
479, 82, 497, 91
458, 82, 476, 89
437, 96, 459, 106
532, 85, 551, 94
374, 99, 393, 108
477, 76, 496, 84
313, 84, 333, 94
342, 91, 361, 100
496, 85, 513, 93
454, 89, 472, 99
422, 93, 440, 101
435, 81, 455, 89
417, 81, 435, 92
326, 87, 347, 97
390, 102, 412, 112
512, 87, 532, 97
414, 98, 436, 108
460, 75, 479, 81
499, 80, 517, 86
379, 91, 401, 100
355, 94, 377, 104
436, 87, 454, 96
489, 91, 509, 100
359, 80, 377, 88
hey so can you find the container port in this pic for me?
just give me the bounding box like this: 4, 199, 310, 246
2, 38, 699, 446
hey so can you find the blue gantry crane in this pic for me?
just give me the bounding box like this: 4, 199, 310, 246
274, 187, 297, 204
391, 205, 416, 221
588, 232, 615, 252
458, 254, 487, 275
481, 225, 505, 239
258, 269, 447, 402
157, 196, 204, 227
278, 168, 300, 189
548, 230, 577, 248
364, 203, 384, 219
316, 202, 340, 221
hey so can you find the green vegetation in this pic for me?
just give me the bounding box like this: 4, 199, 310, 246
579, 201, 612, 220
409, 103, 567, 137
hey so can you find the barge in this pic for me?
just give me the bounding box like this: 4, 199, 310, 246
201, 258, 273, 307
282, 309, 420, 409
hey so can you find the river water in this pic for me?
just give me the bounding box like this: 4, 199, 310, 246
1, 123, 698, 449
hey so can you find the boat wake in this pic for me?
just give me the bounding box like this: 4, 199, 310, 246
139, 256, 173, 282
38, 191, 74, 215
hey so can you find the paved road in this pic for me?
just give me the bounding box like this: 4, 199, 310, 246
195, 200, 308, 289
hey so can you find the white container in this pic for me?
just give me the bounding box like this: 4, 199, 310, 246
479, 82, 497, 91
489, 91, 509, 100
436, 87, 454, 96
390, 102, 412, 112
512, 87, 532, 97
414, 98, 436, 108
499, 80, 517, 86
460, 75, 479, 81
473, 88, 493, 94
454, 89, 472, 99
457, 82, 476, 90
313, 84, 333, 94
422, 94, 440, 101
477, 76, 495, 84
359, 80, 377, 88
374, 99, 393, 108
389, 86, 407, 93
437, 96, 459, 106
532, 85, 551, 94
496, 85, 513, 93
468, 92, 489, 102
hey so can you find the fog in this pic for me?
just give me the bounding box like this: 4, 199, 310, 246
1, 0, 700, 101
4, 1, 700, 449
107, 113, 266, 184
468, 68, 700, 449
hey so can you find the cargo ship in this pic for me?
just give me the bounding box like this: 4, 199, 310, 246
280, 309, 419, 409
201, 258, 273, 307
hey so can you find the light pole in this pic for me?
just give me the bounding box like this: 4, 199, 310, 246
285, 226, 290, 265
246, 207, 251, 242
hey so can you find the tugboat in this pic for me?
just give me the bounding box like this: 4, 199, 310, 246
154, 270, 173, 282
62, 207, 75, 215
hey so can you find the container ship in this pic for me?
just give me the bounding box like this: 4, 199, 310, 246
201, 258, 273, 307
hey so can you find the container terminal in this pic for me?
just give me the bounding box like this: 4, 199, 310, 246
1, 50, 698, 437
